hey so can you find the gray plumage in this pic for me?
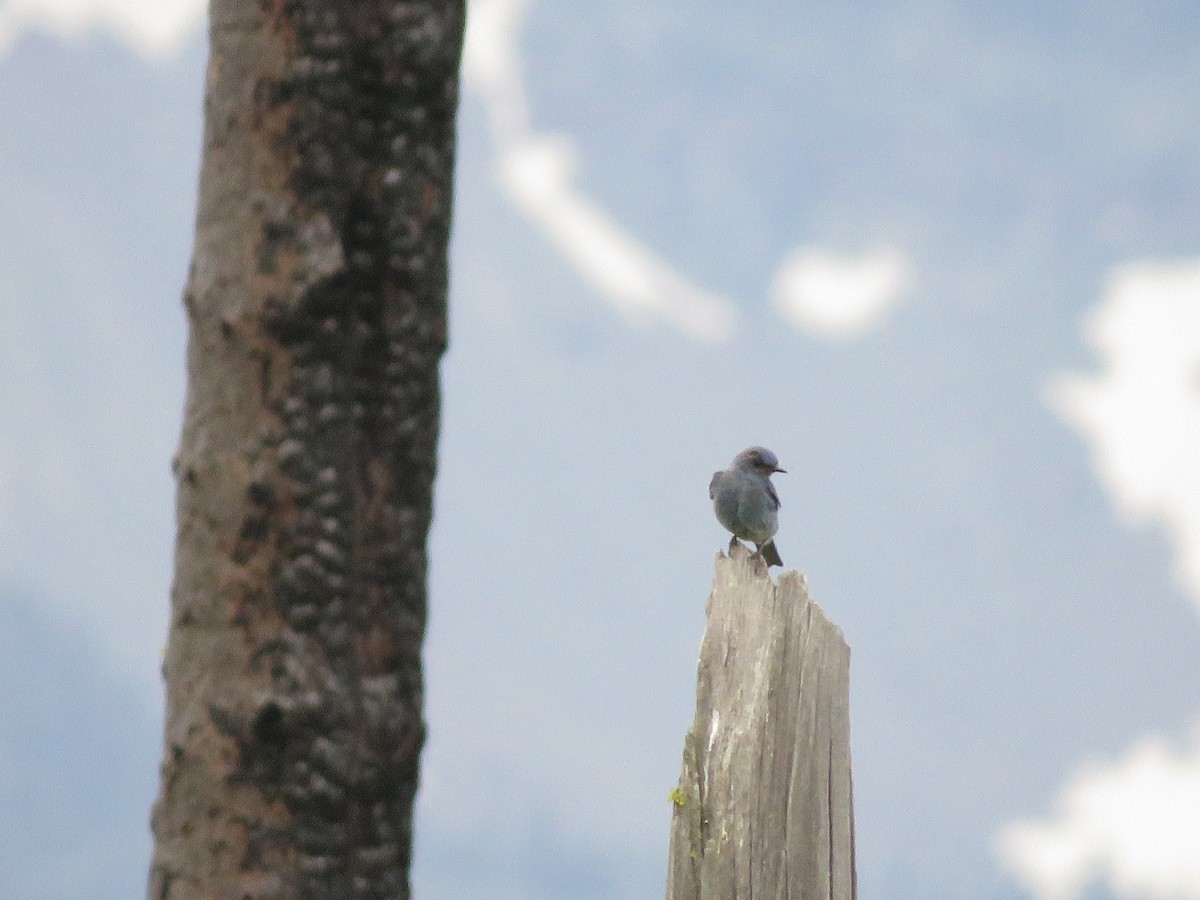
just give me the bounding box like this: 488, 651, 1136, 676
709, 446, 786, 567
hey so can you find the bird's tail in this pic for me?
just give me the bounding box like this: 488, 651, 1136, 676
760, 540, 783, 567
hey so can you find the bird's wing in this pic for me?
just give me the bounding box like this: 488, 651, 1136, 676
708, 471, 722, 500
766, 480, 781, 510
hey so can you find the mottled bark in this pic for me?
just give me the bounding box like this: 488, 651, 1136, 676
148, 2, 465, 898
667, 545, 856, 900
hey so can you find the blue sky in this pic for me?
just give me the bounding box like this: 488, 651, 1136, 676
3, 2, 1200, 898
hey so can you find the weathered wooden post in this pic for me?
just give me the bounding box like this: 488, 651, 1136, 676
667, 544, 855, 899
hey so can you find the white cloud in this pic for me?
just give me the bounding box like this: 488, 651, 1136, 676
497, 137, 735, 341
0, 0, 204, 59
462, 0, 737, 341
997, 730, 1200, 900
770, 245, 913, 339
1046, 260, 1200, 607
466, 0, 916, 344
1000, 260, 1200, 900
462, 0, 529, 144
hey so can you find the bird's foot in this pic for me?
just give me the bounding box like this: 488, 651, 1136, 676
728, 536, 741, 553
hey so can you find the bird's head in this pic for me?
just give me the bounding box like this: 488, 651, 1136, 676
733, 446, 786, 475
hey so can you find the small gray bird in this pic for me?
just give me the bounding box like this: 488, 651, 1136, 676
709, 446, 786, 567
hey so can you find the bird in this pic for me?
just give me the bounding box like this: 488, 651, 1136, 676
709, 446, 786, 567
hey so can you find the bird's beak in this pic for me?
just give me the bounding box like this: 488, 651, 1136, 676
774, 466, 787, 474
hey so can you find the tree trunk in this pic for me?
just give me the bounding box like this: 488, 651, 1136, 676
667, 545, 856, 900
148, 2, 465, 898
